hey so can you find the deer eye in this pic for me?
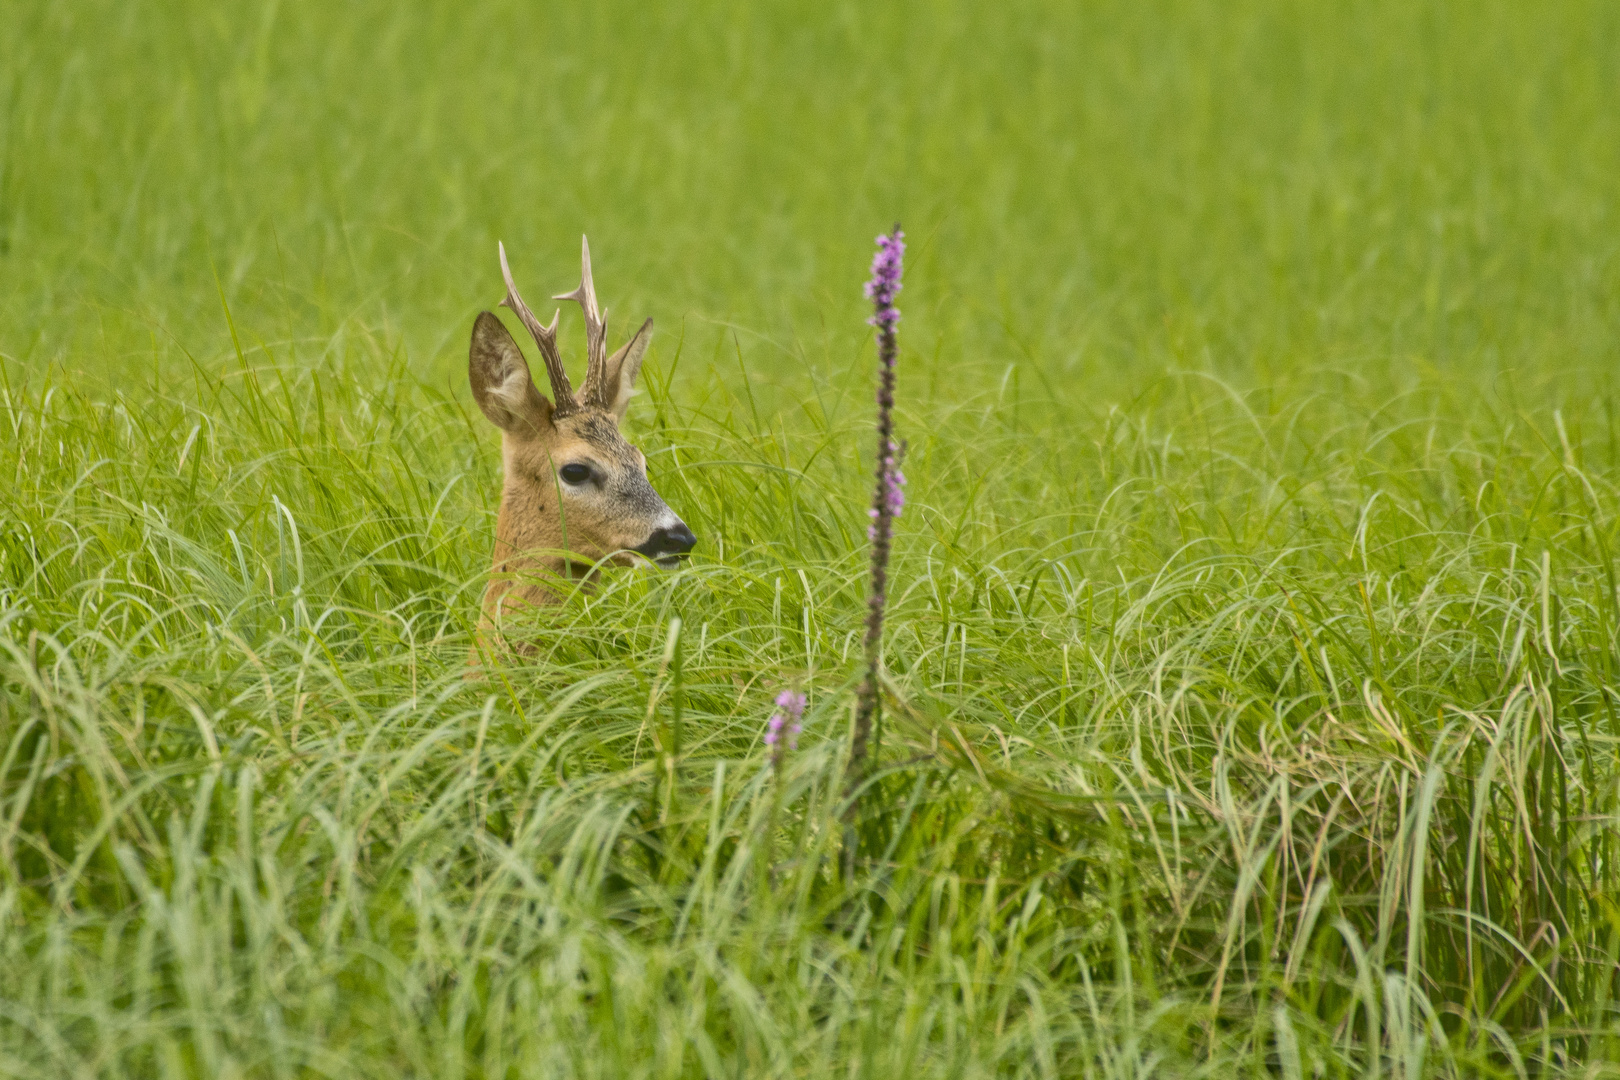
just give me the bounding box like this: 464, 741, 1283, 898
559, 463, 591, 485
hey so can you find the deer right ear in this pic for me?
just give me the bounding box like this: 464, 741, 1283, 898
469, 311, 552, 433
602, 318, 653, 423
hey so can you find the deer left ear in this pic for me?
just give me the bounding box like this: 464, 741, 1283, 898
469, 311, 553, 434
601, 318, 653, 424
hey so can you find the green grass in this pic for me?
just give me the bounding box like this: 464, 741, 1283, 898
4, 0, 1620, 1076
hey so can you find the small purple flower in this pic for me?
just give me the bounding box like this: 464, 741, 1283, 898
766, 690, 807, 767
864, 230, 905, 333
867, 440, 907, 540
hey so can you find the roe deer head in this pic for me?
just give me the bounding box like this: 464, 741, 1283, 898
469, 237, 695, 629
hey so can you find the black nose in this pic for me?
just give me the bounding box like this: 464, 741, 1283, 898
636, 523, 697, 559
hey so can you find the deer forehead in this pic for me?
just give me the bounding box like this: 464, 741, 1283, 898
516, 411, 642, 469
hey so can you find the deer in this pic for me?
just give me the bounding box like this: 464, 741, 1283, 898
468, 237, 696, 635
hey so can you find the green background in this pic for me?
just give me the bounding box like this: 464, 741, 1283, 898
9, 2, 1616, 386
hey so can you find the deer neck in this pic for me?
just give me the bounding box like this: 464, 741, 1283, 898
482, 475, 590, 616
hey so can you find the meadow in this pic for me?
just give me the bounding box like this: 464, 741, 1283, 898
3, 0, 1620, 1076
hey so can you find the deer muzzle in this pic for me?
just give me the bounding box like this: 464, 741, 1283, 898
634, 521, 697, 567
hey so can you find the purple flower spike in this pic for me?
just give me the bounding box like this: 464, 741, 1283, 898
864, 230, 905, 333
883, 440, 906, 518
767, 690, 808, 769
850, 225, 906, 799
867, 441, 908, 540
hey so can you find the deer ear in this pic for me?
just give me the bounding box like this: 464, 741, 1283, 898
601, 318, 653, 424
469, 311, 553, 433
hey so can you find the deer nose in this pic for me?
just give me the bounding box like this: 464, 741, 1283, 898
636, 522, 697, 559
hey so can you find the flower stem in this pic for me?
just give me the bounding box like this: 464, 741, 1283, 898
845, 225, 905, 864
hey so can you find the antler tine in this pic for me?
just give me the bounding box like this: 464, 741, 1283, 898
553, 235, 610, 407
498, 241, 576, 411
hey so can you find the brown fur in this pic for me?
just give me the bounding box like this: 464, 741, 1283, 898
468, 246, 688, 644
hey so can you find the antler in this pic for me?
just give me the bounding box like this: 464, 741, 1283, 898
553, 235, 611, 409
498, 241, 577, 413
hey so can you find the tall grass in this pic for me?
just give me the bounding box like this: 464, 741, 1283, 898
3, 0, 1619, 1076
